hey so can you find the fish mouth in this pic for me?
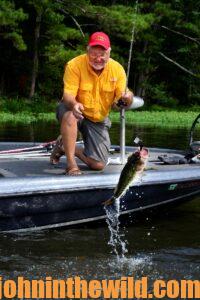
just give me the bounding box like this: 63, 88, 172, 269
140, 147, 149, 158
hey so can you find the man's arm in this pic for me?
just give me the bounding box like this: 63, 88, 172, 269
112, 64, 133, 110
62, 62, 84, 120
63, 92, 77, 110
63, 92, 84, 120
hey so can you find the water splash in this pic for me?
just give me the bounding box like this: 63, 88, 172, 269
108, 254, 153, 275
104, 177, 144, 260
104, 197, 128, 260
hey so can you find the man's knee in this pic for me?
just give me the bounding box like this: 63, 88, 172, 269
61, 111, 77, 127
88, 160, 105, 171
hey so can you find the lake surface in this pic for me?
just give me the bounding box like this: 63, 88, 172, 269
0, 122, 199, 299
0, 120, 199, 149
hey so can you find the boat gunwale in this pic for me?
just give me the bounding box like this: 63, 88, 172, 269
0, 144, 199, 198
0, 170, 199, 198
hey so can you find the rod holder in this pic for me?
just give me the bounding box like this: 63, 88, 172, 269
120, 108, 126, 164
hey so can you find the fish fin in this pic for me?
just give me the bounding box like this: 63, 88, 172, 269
103, 196, 116, 206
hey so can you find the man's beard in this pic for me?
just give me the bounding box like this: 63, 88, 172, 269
89, 61, 106, 70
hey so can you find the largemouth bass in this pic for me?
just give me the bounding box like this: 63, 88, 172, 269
104, 147, 149, 206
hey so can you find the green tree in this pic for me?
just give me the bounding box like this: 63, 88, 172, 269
0, 0, 27, 94
0, 0, 27, 50
0, 0, 199, 107
21, 0, 88, 98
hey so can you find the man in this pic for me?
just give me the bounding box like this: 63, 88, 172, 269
51, 32, 133, 175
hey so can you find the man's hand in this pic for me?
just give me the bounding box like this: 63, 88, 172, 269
117, 90, 133, 108
72, 103, 84, 120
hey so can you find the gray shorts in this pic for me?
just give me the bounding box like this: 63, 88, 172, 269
56, 102, 111, 164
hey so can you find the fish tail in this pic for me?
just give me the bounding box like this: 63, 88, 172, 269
103, 196, 116, 206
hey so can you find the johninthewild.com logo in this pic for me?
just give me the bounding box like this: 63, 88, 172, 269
0, 276, 199, 299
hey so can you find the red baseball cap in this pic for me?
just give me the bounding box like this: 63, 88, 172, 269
88, 32, 110, 50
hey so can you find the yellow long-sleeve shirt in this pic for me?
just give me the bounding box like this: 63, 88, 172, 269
63, 54, 126, 122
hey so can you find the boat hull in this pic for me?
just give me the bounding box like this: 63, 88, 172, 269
0, 179, 199, 232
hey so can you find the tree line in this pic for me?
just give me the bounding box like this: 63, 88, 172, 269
0, 0, 199, 107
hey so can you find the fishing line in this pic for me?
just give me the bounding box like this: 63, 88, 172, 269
119, 0, 139, 163
126, 0, 138, 91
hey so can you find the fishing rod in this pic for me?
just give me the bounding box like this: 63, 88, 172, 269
188, 113, 200, 147
0, 140, 84, 157
0, 151, 51, 159
118, 0, 139, 164
0, 140, 56, 155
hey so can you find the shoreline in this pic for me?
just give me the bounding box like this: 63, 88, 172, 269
0, 111, 198, 128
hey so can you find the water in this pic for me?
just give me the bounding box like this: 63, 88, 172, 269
105, 198, 129, 259
0, 120, 199, 149
0, 121, 199, 299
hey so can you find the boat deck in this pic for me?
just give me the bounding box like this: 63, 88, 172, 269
0, 142, 198, 178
